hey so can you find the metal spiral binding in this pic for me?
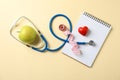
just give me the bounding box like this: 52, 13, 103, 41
83, 12, 111, 28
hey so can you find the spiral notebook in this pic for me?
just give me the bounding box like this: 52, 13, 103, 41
62, 12, 112, 67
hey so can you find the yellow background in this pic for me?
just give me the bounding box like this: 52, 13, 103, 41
0, 0, 120, 80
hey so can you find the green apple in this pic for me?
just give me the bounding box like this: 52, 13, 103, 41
19, 25, 37, 44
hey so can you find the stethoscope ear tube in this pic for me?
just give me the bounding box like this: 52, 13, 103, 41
10, 16, 42, 48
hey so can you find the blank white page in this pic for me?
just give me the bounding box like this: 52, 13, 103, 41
62, 12, 111, 67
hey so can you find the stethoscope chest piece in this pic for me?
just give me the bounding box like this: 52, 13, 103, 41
10, 16, 45, 49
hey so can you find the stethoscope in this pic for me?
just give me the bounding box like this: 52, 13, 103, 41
10, 14, 95, 52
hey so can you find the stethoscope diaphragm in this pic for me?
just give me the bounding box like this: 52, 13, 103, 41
10, 16, 45, 49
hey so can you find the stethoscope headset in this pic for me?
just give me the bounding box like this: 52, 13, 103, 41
10, 14, 95, 52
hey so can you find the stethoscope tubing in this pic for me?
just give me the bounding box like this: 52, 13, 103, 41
32, 14, 72, 52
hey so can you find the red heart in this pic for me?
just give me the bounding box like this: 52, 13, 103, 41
78, 26, 88, 36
